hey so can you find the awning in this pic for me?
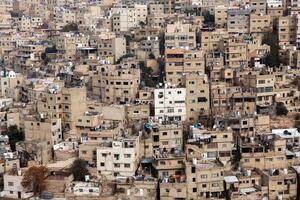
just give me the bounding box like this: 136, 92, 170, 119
240, 187, 257, 195
224, 176, 239, 183
285, 149, 295, 156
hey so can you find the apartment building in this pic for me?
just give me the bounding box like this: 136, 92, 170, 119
186, 127, 234, 162
111, 4, 147, 32
53, 32, 89, 60
183, 73, 210, 122
97, 136, 140, 177
250, 0, 267, 15
165, 48, 205, 86
215, 5, 228, 28
142, 122, 183, 158
267, 0, 284, 22
206, 51, 225, 82
24, 113, 62, 145
36, 85, 87, 134
244, 73, 275, 106
0, 71, 23, 97
125, 103, 150, 126
240, 135, 288, 169
165, 21, 196, 49
257, 168, 297, 200
1, 170, 33, 199
136, 36, 160, 59
186, 159, 225, 199
92, 62, 140, 104
224, 169, 267, 199
278, 15, 297, 45
147, 3, 166, 28
200, 29, 229, 51
250, 14, 272, 33
89, 33, 126, 63
16, 16, 43, 31
227, 7, 251, 34
154, 86, 186, 122
222, 37, 248, 69
14, 43, 45, 75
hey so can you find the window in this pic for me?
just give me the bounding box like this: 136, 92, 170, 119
201, 174, 207, 179
124, 164, 130, 168
162, 132, 167, 136
202, 184, 207, 188
81, 151, 87, 154
100, 162, 105, 166
191, 167, 196, 173
193, 188, 197, 193
114, 163, 120, 168
255, 158, 260, 162
124, 154, 131, 158
8, 182, 13, 186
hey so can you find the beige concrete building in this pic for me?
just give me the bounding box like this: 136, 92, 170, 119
24, 113, 62, 145
92, 62, 140, 104
97, 136, 140, 177
227, 8, 251, 33
165, 48, 205, 86
215, 5, 228, 28
36, 85, 87, 135
257, 168, 297, 200
240, 136, 288, 170
186, 159, 225, 199
165, 21, 196, 49
89, 33, 126, 63
142, 123, 183, 158
278, 15, 297, 45
221, 37, 248, 69
183, 73, 210, 123
200, 29, 229, 51
250, 0, 267, 15
250, 14, 272, 33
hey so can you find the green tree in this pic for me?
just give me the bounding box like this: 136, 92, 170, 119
41, 45, 58, 63
262, 32, 280, 67
115, 53, 135, 64
69, 158, 90, 181
203, 11, 215, 26
61, 23, 78, 32
276, 102, 288, 116
21, 166, 49, 195
139, 61, 156, 87
5, 125, 24, 151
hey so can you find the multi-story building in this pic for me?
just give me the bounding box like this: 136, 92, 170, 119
227, 7, 251, 34
186, 159, 225, 199
24, 113, 62, 145
89, 32, 126, 63
97, 136, 140, 177
200, 29, 229, 51
257, 168, 297, 200
92, 62, 140, 104
165, 48, 205, 86
165, 21, 196, 49
214, 5, 228, 28
250, 14, 272, 33
278, 15, 297, 46
250, 0, 267, 15
221, 37, 248, 69
35, 84, 87, 135
154, 86, 186, 121
183, 73, 210, 123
